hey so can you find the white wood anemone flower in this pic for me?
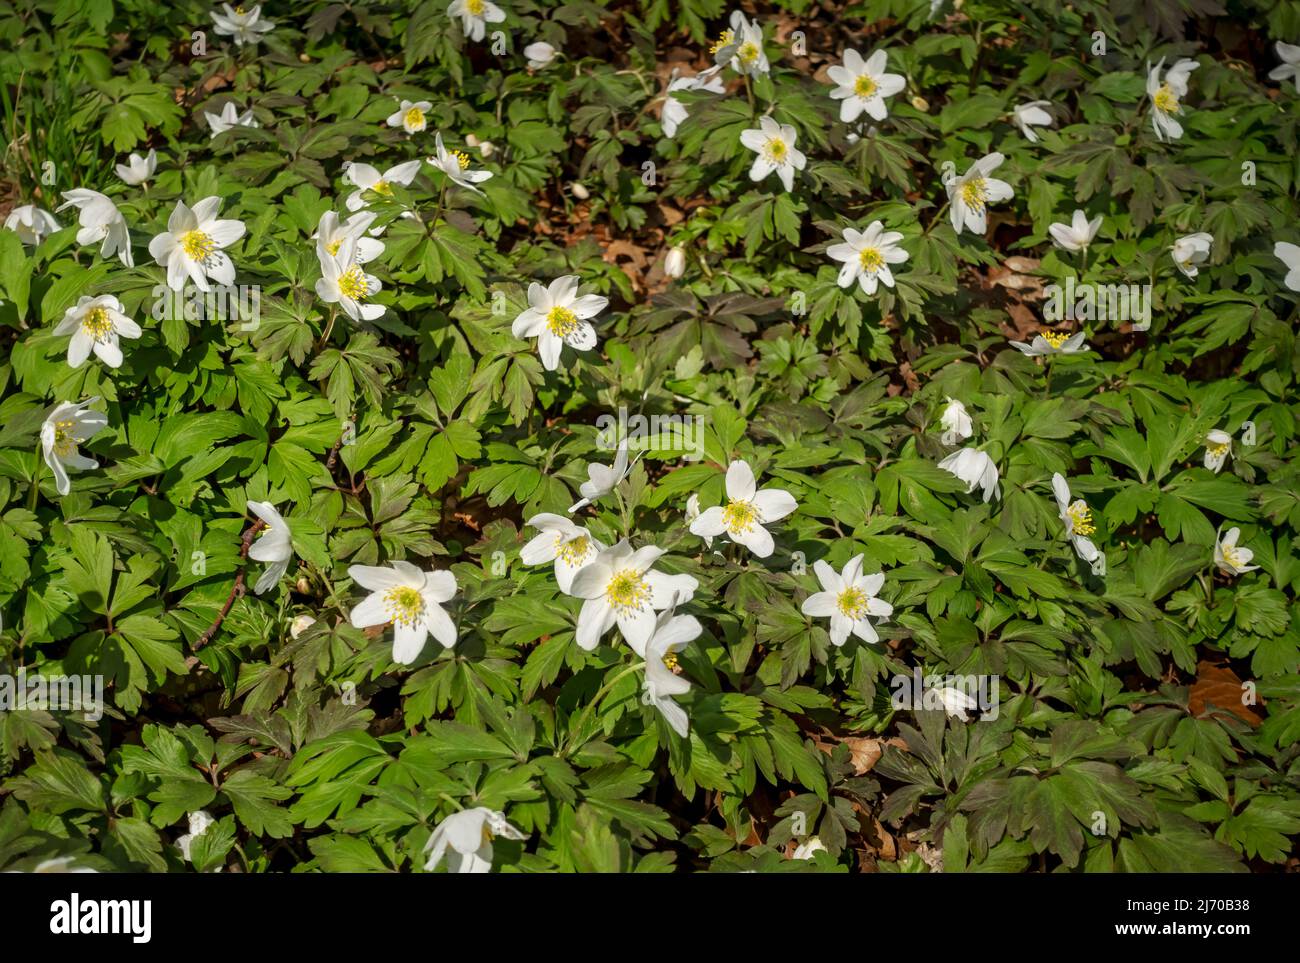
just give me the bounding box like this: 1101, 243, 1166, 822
1172, 232, 1213, 278
689, 459, 797, 558
934, 685, 979, 721
448, 0, 505, 43
740, 116, 807, 193
205, 102, 259, 138
661, 66, 726, 139
521, 513, 604, 593
710, 10, 768, 76
53, 295, 141, 370
116, 149, 157, 186
423, 808, 525, 873
1269, 41, 1300, 91
246, 501, 293, 595
1008, 330, 1088, 356
314, 210, 384, 266
947, 152, 1013, 236
1147, 57, 1198, 142
316, 237, 384, 321
568, 540, 699, 655
642, 601, 702, 737
511, 274, 606, 372
41, 398, 108, 496
56, 190, 133, 266
568, 440, 637, 513
344, 160, 423, 212
1214, 527, 1258, 576
210, 3, 275, 46
939, 397, 973, 446
386, 99, 432, 134
524, 41, 557, 69
1203, 428, 1232, 473
347, 560, 458, 664
4, 205, 61, 245
801, 554, 892, 646
1012, 100, 1054, 142
148, 196, 245, 292
1275, 241, 1300, 292
938, 447, 1000, 503
1051, 473, 1100, 564
426, 132, 493, 194
826, 220, 908, 295
1048, 209, 1102, 253
827, 49, 905, 123
176, 810, 215, 863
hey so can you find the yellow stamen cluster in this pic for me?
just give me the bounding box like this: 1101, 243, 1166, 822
337, 265, 370, 301
1066, 502, 1095, 537
1153, 83, 1179, 114
858, 247, 884, 273
546, 305, 579, 337
854, 74, 878, 98
371, 180, 393, 196
959, 177, 988, 213
606, 569, 651, 614
1041, 331, 1069, 348
81, 307, 114, 342
1207, 441, 1230, 458
662, 651, 681, 673
1221, 544, 1243, 568
51, 419, 77, 456
763, 138, 788, 163
383, 585, 425, 628
452, 150, 471, 170
738, 42, 759, 63
404, 106, 426, 129
709, 29, 734, 55
326, 238, 343, 256
555, 534, 591, 566
181, 229, 215, 262
467, 0, 485, 15
722, 499, 758, 535
836, 586, 869, 620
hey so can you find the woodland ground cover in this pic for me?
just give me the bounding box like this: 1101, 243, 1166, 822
1, 0, 1298, 873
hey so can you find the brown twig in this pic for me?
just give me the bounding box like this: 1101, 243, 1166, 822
192, 519, 265, 652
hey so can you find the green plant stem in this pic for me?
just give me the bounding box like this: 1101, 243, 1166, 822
561, 661, 645, 757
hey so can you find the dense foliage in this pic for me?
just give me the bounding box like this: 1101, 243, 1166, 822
2, 0, 1299, 874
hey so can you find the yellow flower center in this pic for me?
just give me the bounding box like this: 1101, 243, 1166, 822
959, 177, 988, 212
854, 74, 878, 97
555, 534, 592, 566
383, 585, 425, 627
326, 238, 343, 256
337, 265, 369, 301
81, 307, 114, 342
181, 229, 215, 262
52, 419, 77, 456
738, 42, 759, 63
722, 499, 758, 534
1221, 544, 1244, 568
1041, 331, 1069, 348
452, 150, 471, 170
1066, 502, 1095, 536
836, 586, 869, 620
763, 138, 788, 163
234, 5, 245, 14
546, 305, 579, 337
1153, 83, 1179, 114
1207, 441, 1230, 458
404, 106, 426, 129
371, 180, 392, 196
709, 29, 734, 55
605, 569, 651, 614
662, 651, 681, 672
467, 0, 485, 15
858, 247, 884, 272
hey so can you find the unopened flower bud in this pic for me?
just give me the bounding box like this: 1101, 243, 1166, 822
665, 245, 686, 279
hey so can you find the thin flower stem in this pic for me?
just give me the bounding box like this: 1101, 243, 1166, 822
27, 442, 41, 511
925, 199, 950, 234
560, 661, 645, 757
317, 306, 338, 351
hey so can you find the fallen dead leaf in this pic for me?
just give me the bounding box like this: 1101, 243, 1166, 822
1189, 660, 1263, 727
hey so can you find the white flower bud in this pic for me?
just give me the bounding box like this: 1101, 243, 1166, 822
665, 245, 686, 279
